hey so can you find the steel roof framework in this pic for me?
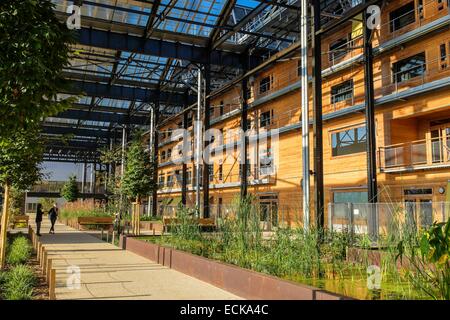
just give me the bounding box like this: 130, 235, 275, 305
44, 0, 364, 163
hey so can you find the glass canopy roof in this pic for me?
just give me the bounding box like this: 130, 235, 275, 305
45, 0, 360, 161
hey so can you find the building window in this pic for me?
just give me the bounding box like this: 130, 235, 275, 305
331, 80, 353, 104
440, 44, 448, 69
331, 126, 367, 157
260, 148, 274, 175
158, 174, 165, 187
167, 149, 172, 159
208, 164, 214, 182
218, 164, 223, 181
219, 101, 224, 116
259, 76, 272, 94
404, 188, 433, 195
161, 151, 166, 161
333, 191, 368, 204
260, 110, 273, 128
186, 170, 192, 185
392, 52, 426, 83
166, 173, 174, 187
329, 35, 350, 62
418, 0, 424, 19
389, 2, 415, 33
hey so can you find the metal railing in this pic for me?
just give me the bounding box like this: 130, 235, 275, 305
328, 202, 450, 239
379, 136, 450, 171
156, 202, 303, 231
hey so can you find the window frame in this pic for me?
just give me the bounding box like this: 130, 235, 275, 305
389, 2, 416, 33
392, 52, 426, 84
330, 124, 367, 158
331, 79, 354, 105
259, 75, 273, 94
260, 110, 273, 128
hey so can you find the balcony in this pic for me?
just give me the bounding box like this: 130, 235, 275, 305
379, 136, 450, 173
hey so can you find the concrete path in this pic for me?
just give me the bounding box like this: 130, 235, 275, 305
30, 217, 241, 300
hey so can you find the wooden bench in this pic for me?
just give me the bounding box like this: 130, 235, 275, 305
163, 217, 216, 233
11, 215, 29, 229
77, 217, 114, 230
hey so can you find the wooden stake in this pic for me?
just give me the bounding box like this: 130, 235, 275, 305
46, 259, 52, 283
49, 268, 56, 300
0, 184, 10, 269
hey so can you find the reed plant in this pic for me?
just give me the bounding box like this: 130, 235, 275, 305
60, 200, 113, 219
154, 196, 446, 299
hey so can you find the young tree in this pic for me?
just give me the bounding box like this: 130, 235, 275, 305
0, 0, 74, 136
121, 136, 156, 234
0, 127, 44, 268
61, 175, 79, 203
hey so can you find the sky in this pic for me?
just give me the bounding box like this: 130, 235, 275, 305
237, 0, 260, 7
41, 0, 260, 184
41, 161, 94, 182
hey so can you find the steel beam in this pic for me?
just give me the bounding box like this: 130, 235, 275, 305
181, 107, 188, 206
42, 126, 110, 139
313, 0, 325, 230
67, 80, 191, 104
56, 109, 148, 125
363, 9, 378, 204
76, 28, 256, 68
240, 54, 249, 199
202, 64, 211, 218
152, 95, 160, 217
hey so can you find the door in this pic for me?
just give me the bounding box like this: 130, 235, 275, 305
404, 199, 417, 233
419, 199, 433, 228
404, 198, 433, 231
430, 124, 450, 164
259, 194, 278, 231
431, 129, 442, 163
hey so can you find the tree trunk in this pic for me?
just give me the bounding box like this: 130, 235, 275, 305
135, 196, 141, 236
0, 183, 11, 269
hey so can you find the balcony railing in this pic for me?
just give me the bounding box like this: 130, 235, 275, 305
379, 136, 450, 172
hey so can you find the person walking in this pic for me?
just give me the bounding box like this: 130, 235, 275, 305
35, 203, 44, 236
48, 203, 58, 234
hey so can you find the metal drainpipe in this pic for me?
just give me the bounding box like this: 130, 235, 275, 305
195, 68, 203, 215
300, 0, 310, 231
147, 107, 154, 217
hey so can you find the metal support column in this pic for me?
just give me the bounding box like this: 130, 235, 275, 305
81, 161, 87, 198
181, 106, 189, 206
363, 8, 378, 241
202, 64, 211, 218
240, 55, 249, 199
195, 69, 203, 214
363, 9, 378, 204
152, 98, 160, 217
301, 0, 311, 231
147, 106, 155, 216
313, 0, 325, 230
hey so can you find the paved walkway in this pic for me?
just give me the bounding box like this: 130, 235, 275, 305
30, 216, 241, 300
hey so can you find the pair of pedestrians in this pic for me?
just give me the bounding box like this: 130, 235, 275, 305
35, 203, 58, 236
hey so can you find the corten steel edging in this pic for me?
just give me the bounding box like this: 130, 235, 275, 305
122, 236, 352, 300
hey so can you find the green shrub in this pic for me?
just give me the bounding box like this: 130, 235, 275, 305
6, 235, 32, 265
2, 265, 36, 300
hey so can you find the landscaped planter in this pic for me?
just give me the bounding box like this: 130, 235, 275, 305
120, 235, 352, 300
139, 221, 163, 232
